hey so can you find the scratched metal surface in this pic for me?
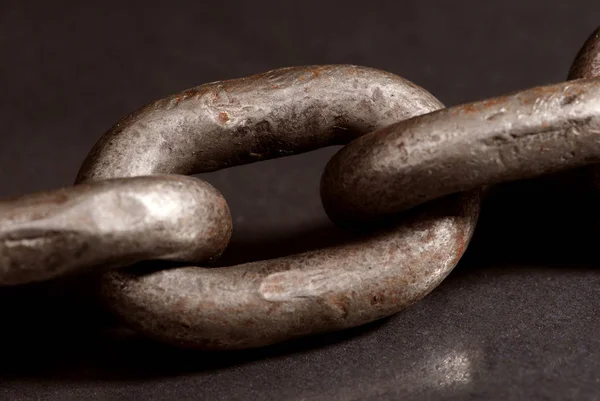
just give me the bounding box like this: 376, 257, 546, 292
1, 0, 600, 400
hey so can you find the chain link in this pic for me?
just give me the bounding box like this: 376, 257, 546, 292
321, 78, 600, 223
1, 27, 599, 349
0, 176, 231, 285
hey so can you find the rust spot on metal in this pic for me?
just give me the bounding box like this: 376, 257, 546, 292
174, 297, 189, 313
451, 230, 467, 266
218, 112, 230, 124
460, 103, 479, 114
481, 96, 507, 108
328, 294, 349, 317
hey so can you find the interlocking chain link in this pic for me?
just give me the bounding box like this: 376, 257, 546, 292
1, 27, 599, 350
77, 65, 480, 349
0, 176, 231, 285
321, 78, 600, 223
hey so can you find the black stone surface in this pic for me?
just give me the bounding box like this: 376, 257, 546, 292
1, 1, 600, 399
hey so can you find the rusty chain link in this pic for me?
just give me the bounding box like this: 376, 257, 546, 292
1, 27, 599, 350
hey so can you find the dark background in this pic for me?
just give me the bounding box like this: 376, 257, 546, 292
1, 1, 600, 400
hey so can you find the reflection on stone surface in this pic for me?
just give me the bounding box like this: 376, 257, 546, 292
6, 262, 600, 400
292, 344, 481, 400
432, 350, 473, 388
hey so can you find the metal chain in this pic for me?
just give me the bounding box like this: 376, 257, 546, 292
1, 27, 599, 350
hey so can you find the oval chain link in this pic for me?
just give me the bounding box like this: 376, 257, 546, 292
76, 65, 480, 349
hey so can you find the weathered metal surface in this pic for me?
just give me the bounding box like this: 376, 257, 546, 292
76, 65, 444, 182
569, 26, 600, 80
0, 176, 231, 285
102, 191, 479, 350
76, 65, 480, 349
569, 26, 600, 191
321, 78, 600, 223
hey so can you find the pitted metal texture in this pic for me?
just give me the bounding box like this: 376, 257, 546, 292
103, 192, 479, 349
569, 26, 600, 81
76, 65, 444, 182
0, 176, 231, 285
75, 65, 480, 349
321, 78, 600, 223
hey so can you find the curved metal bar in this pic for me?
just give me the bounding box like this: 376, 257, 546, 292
76, 65, 480, 349
569, 27, 600, 80
76, 65, 443, 182
321, 78, 600, 223
102, 191, 479, 350
0, 176, 231, 285
569, 27, 600, 191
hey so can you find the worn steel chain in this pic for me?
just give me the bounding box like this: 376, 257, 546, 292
1, 27, 599, 350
